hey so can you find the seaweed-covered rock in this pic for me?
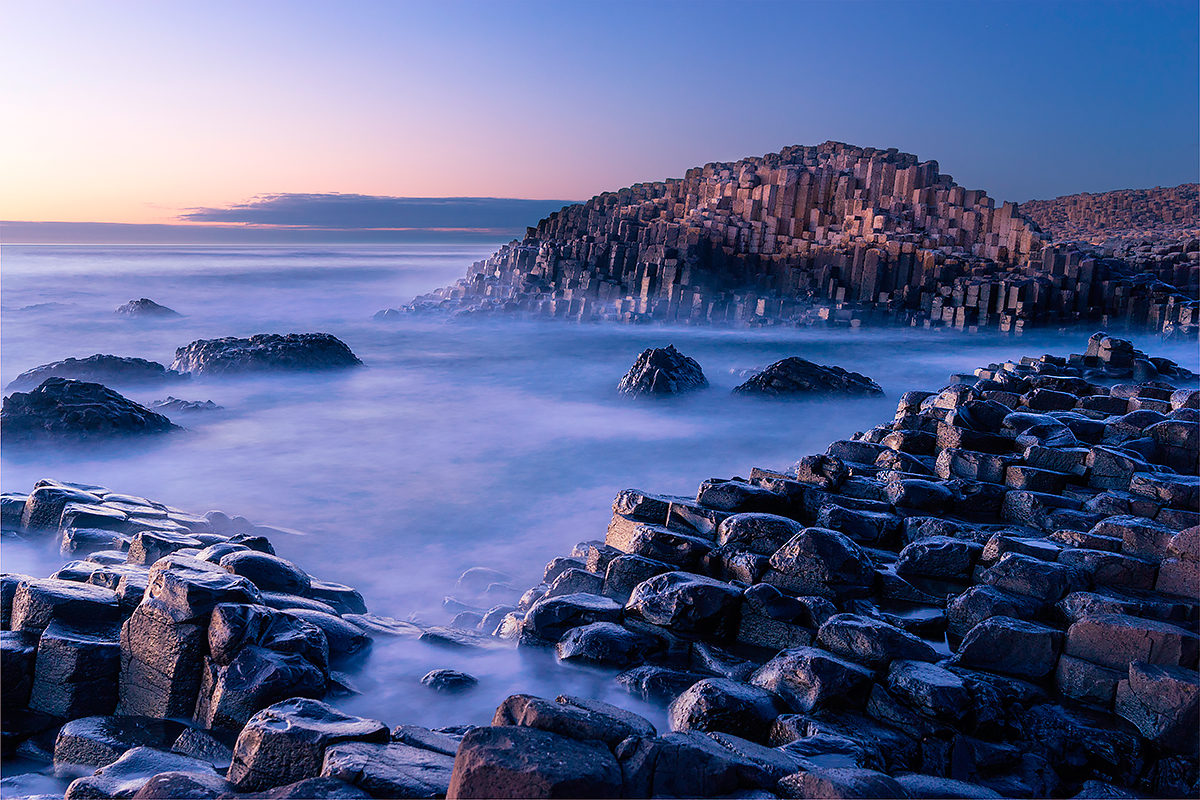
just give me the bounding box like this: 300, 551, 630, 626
1, 378, 180, 441
171, 333, 362, 375
617, 345, 708, 397
5, 355, 186, 391
733, 357, 883, 397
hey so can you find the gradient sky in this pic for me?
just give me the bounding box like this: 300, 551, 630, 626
2, 0, 1197, 226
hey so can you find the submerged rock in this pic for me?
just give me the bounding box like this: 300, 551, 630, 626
6, 355, 187, 391
116, 298, 181, 318
617, 345, 708, 397
732, 357, 883, 397
171, 333, 362, 375
1, 378, 181, 442
149, 398, 223, 414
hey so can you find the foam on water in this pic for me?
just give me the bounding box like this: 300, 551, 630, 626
3, 242, 1197, 731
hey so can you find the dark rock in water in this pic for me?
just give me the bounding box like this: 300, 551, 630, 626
64, 746, 220, 799
219, 550, 311, 595
149, 397, 222, 414
171, 333, 362, 375
616, 665, 707, 704
321, 741, 455, 798
446, 724, 622, 799
1, 378, 181, 441
624, 571, 742, 638
420, 668, 478, 693
5, 355, 187, 391
116, 298, 181, 318
778, 766, 907, 799
390, 725, 465, 757
732, 357, 884, 397
493, 694, 656, 746
227, 698, 388, 791
171, 728, 233, 769
555, 621, 658, 668
617, 345, 708, 398
196, 646, 328, 731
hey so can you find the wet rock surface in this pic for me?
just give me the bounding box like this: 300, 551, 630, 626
5, 355, 187, 391
733, 357, 884, 398
2, 332, 1198, 798
170, 333, 363, 375
617, 345, 708, 397
1, 379, 181, 442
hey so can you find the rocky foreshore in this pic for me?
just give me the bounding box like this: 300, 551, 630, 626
2, 331, 1198, 799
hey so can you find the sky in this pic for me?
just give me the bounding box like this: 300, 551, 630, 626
1, 0, 1197, 239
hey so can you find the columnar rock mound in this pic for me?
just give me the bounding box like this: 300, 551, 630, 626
149, 397, 224, 414
1, 378, 181, 441
170, 333, 363, 375
1021, 184, 1200, 247
116, 298, 181, 317
396, 141, 1198, 333
617, 345, 708, 397
733, 357, 883, 398
5, 354, 188, 392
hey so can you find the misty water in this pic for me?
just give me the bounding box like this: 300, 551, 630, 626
3, 242, 1198, 737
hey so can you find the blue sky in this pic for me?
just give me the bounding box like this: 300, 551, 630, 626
1, 0, 1196, 234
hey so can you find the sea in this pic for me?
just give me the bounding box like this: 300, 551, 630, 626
2, 241, 1198, 740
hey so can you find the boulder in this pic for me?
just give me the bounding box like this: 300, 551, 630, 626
1114, 662, 1199, 755
616, 345, 708, 397
171, 333, 363, 375
624, 571, 742, 638
816, 613, 939, 667
492, 694, 655, 746
9, 577, 119, 634
555, 621, 658, 668
717, 513, 806, 555
30, 620, 121, 718
763, 527, 874, 598
260, 777, 371, 798
195, 646, 328, 730
5, 355, 186, 391
116, 298, 181, 318
523, 593, 622, 642
219, 551, 311, 594
955, 616, 1062, 679
1065, 614, 1198, 670
142, 555, 262, 622
2, 378, 180, 441
64, 747, 219, 800
617, 665, 707, 704
227, 698, 388, 791
446, 725, 621, 799
886, 660, 971, 722
130, 771, 231, 799
421, 669, 478, 693
321, 741, 454, 798
667, 678, 780, 742
732, 357, 883, 397
749, 647, 873, 713
53, 716, 183, 772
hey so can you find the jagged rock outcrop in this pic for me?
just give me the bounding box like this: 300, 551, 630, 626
391, 142, 1199, 334
116, 298, 181, 317
1, 379, 181, 441
617, 346, 708, 397
5, 355, 188, 392
733, 358, 883, 398
170, 334, 362, 375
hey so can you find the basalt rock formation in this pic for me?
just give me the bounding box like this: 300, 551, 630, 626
442, 332, 1199, 798
170, 333, 363, 376
3, 336, 1198, 798
733, 358, 884, 398
1021, 184, 1200, 248
1, 378, 181, 441
617, 346, 708, 398
5, 355, 188, 392
391, 142, 1199, 334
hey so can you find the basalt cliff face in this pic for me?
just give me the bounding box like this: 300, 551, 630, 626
395, 142, 1198, 335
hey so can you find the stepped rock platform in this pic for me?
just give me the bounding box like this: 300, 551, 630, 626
387, 143, 1198, 335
